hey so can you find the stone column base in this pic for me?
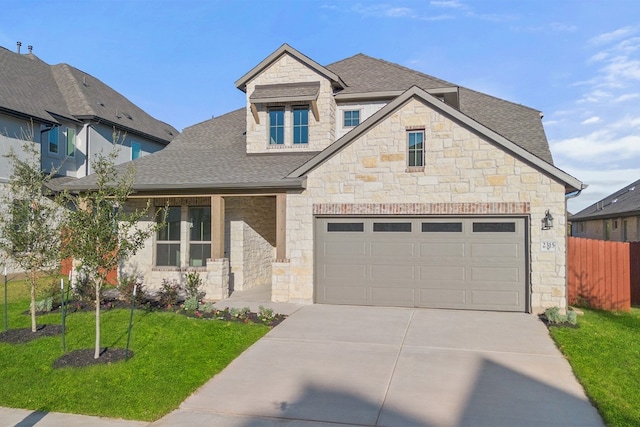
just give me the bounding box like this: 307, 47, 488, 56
203, 258, 230, 301
271, 259, 290, 303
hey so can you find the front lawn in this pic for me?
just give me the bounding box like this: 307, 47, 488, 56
549, 308, 640, 427
0, 276, 269, 421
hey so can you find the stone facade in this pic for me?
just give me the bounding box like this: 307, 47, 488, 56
244, 53, 336, 154
283, 98, 568, 313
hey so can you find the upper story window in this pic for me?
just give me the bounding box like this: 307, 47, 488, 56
131, 141, 141, 160
407, 130, 424, 168
66, 128, 75, 157
269, 108, 285, 145
293, 106, 309, 144
343, 110, 360, 127
48, 127, 59, 154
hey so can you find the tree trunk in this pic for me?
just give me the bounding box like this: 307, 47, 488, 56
94, 280, 101, 359
30, 271, 37, 333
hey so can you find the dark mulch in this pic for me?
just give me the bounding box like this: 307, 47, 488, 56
53, 348, 131, 369
0, 324, 63, 344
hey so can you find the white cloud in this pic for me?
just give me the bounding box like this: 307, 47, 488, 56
589, 26, 637, 45
430, 0, 465, 9
551, 125, 640, 162
581, 116, 600, 125
613, 93, 640, 102
350, 3, 453, 21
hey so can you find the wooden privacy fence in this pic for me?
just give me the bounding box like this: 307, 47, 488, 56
567, 237, 640, 311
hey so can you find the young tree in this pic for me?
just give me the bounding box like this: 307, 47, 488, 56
61, 146, 158, 359
0, 127, 63, 332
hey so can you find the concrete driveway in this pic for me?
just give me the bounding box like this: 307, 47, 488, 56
151, 305, 604, 427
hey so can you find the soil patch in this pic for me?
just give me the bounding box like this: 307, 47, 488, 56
0, 324, 62, 344
53, 348, 131, 368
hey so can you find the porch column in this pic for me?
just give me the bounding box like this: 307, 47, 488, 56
276, 193, 286, 260
211, 195, 225, 259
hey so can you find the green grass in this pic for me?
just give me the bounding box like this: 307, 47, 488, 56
549, 308, 640, 427
0, 276, 269, 421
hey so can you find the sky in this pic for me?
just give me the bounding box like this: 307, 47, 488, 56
1, 0, 639, 213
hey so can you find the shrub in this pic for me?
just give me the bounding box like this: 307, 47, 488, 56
183, 296, 199, 313
199, 302, 216, 314
118, 275, 147, 304
544, 306, 578, 326
258, 305, 275, 323
33, 297, 53, 312
72, 271, 96, 303
184, 272, 205, 300
566, 309, 578, 325
158, 278, 181, 308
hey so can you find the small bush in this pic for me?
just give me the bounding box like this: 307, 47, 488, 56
258, 305, 275, 323
184, 272, 205, 300
118, 275, 146, 304
544, 306, 578, 326
33, 297, 53, 312
229, 306, 251, 320
72, 271, 96, 303
183, 296, 199, 312
158, 279, 181, 308
199, 302, 216, 314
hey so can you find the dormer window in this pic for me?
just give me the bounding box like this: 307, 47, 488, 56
293, 106, 309, 144
269, 108, 285, 145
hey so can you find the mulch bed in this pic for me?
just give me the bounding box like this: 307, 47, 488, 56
0, 324, 62, 344
539, 315, 579, 329
53, 348, 131, 368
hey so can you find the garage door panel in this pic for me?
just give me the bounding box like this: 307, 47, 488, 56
471, 243, 521, 258
471, 290, 520, 308
419, 242, 465, 257
371, 287, 415, 305
323, 264, 367, 280
419, 288, 466, 306
419, 266, 466, 281
471, 266, 521, 282
316, 217, 527, 312
323, 241, 367, 257
323, 286, 368, 304
371, 241, 415, 257
371, 264, 416, 280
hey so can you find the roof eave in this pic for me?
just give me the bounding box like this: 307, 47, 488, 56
74, 115, 175, 145
63, 178, 307, 193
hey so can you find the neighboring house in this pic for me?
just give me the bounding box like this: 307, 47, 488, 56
0, 43, 177, 181
0, 43, 178, 272
62, 44, 583, 314
571, 178, 640, 242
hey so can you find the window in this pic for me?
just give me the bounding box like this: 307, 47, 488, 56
131, 141, 141, 160
407, 131, 424, 168
293, 106, 309, 144
422, 222, 462, 232
343, 110, 360, 127
473, 222, 516, 232
48, 127, 59, 154
327, 223, 364, 232
189, 207, 211, 267
156, 207, 181, 267
66, 128, 75, 157
269, 108, 284, 145
373, 222, 412, 232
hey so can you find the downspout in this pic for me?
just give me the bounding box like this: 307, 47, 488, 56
85, 123, 91, 177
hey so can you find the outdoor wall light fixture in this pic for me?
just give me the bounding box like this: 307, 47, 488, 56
541, 210, 554, 230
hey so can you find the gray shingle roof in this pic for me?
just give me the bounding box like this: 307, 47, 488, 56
61, 109, 315, 192
0, 46, 177, 143
326, 54, 553, 164
571, 178, 640, 220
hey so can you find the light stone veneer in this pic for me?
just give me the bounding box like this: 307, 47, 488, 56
244, 53, 336, 154
282, 98, 568, 313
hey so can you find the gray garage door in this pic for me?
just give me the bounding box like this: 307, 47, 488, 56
315, 217, 527, 312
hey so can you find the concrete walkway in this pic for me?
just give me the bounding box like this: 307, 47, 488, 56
1, 305, 604, 427
151, 305, 604, 427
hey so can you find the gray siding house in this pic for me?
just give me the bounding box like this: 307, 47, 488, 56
63, 44, 583, 314
571, 178, 640, 242
0, 43, 178, 272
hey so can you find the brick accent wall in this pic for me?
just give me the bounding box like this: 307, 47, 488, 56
313, 202, 530, 215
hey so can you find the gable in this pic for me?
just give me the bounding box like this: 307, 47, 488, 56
289, 86, 582, 194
